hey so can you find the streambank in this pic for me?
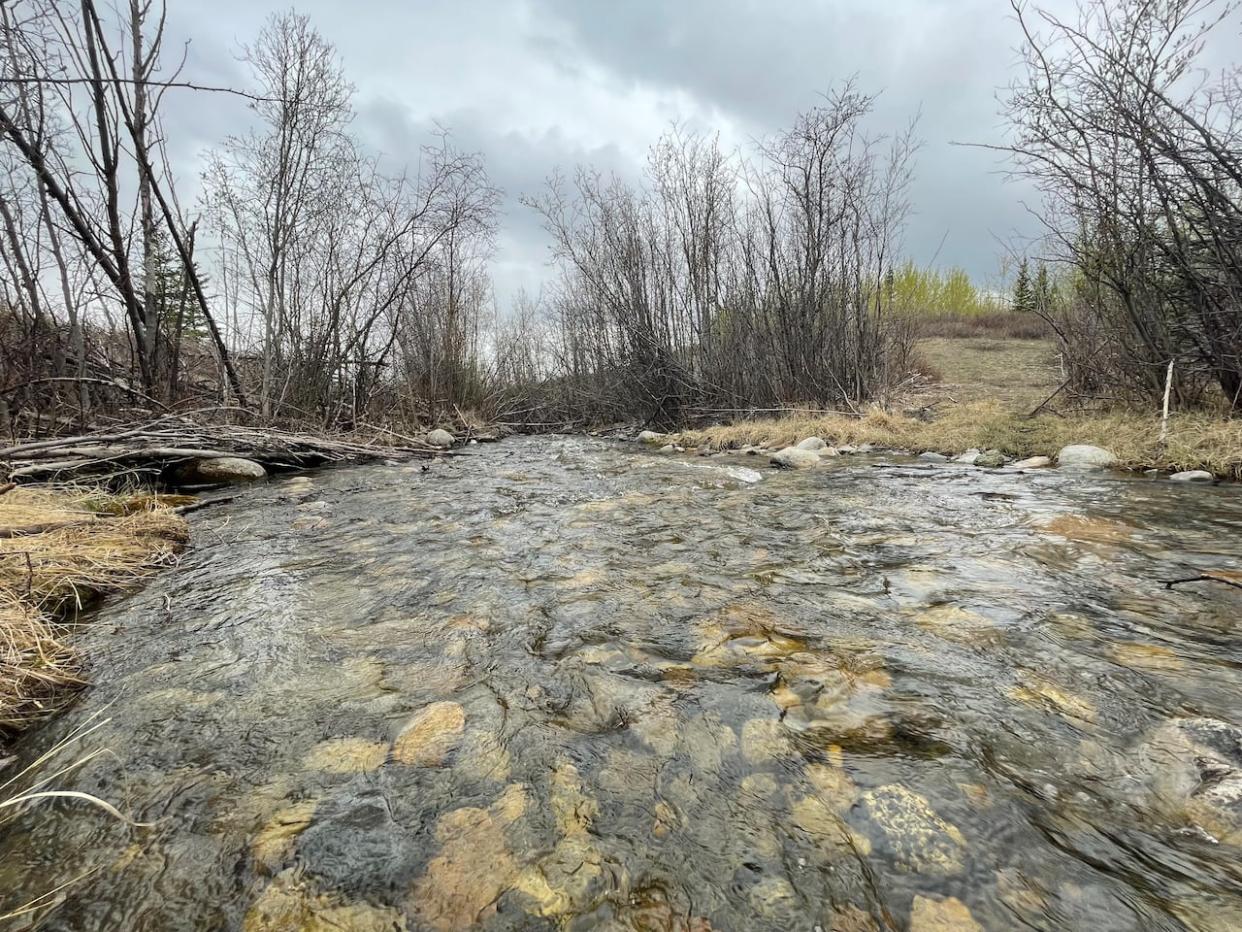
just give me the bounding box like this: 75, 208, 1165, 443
0, 486, 189, 752
666, 401, 1242, 480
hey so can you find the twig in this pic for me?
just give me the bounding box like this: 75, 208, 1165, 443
1163, 574, 1242, 591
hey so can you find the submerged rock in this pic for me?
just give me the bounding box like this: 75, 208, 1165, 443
391, 701, 466, 766
409, 784, 529, 931
1170, 470, 1215, 483
1057, 444, 1117, 468
251, 801, 318, 876
1139, 717, 1242, 844
176, 456, 266, 484
910, 895, 982, 932
243, 869, 406, 932
770, 447, 821, 469
796, 436, 828, 452
1012, 455, 1052, 469
860, 785, 966, 875
427, 428, 455, 449
301, 737, 388, 774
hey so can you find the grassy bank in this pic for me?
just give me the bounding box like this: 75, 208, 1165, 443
0, 487, 189, 743
674, 401, 1242, 480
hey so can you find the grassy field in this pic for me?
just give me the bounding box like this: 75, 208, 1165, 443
915, 336, 1061, 412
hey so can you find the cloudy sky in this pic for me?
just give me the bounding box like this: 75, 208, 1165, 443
161, 0, 1070, 305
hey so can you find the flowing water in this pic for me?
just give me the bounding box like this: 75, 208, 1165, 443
2, 436, 1242, 931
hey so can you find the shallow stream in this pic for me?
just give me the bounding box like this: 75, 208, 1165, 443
2, 437, 1241, 930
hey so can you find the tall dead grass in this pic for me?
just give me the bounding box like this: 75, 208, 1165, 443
675, 401, 1242, 479
0, 488, 188, 739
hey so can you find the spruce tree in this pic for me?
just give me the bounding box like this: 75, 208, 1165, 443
1012, 259, 1036, 313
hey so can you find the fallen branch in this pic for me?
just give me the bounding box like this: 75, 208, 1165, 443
1, 416, 443, 484
1163, 572, 1242, 592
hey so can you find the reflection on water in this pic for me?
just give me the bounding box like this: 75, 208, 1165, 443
2, 437, 1241, 930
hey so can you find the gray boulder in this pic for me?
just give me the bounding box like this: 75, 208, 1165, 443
1012, 456, 1053, 469
1170, 470, 1215, 483
796, 436, 828, 452
955, 449, 982, 465
770, 447, 821, 469
919, 452, 949, 463
1058, 444, 1117, 468
637, 430, 664, 445
175, 456, 266, 485
426, 428, 455, 449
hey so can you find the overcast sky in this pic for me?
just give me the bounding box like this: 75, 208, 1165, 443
161, 0, 1072, 306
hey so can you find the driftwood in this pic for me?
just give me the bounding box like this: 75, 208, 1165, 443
1, 416, 443, 483
1163, 571, 1242, 592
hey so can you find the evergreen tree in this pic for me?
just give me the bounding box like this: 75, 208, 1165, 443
1011, 259, 1036, 313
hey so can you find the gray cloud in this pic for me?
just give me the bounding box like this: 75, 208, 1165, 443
161, 0, 1069, 303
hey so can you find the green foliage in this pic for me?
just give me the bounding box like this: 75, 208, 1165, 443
1012, 259, 1037, 313
147, 231, 205, 340
889, 261, 1002, 317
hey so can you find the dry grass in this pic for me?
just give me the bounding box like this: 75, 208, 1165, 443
915, 337, 1061, 410
0, 487, 188, 740
912, 310, 1053, 340
674, 401, 1242, 480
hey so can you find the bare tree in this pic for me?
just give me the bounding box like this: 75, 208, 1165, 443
998, 0, 1242, 408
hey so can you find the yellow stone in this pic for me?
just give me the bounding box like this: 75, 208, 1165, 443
1110, 642, 1184, 673
651, 800, 679, 839
550, 761, 598, 836
251, 801, 318, 875
915, 605, 997, 642
301, 738, 387, 775
392, 701, 466, 766
909, 895, 982, 932
244, 870, 407, 932
512, 835, 606, 918
1042, 515, 1137, 545
771, 680, 802, 711
410, 785, 529, 931
1010, 676, 1097, 723
805, 764, 858, 812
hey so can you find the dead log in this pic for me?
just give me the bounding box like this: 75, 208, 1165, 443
0, 416, 445, 484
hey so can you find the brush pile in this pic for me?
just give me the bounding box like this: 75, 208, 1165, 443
1, 416, 443, 484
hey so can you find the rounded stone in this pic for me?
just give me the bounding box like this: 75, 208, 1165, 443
427, 428, 455, 449
1170, 470, 1214, 483
1057, 445, 1117, 468
770, 447, 821, 469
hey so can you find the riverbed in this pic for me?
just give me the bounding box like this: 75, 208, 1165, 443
2, 436, 1241, 930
